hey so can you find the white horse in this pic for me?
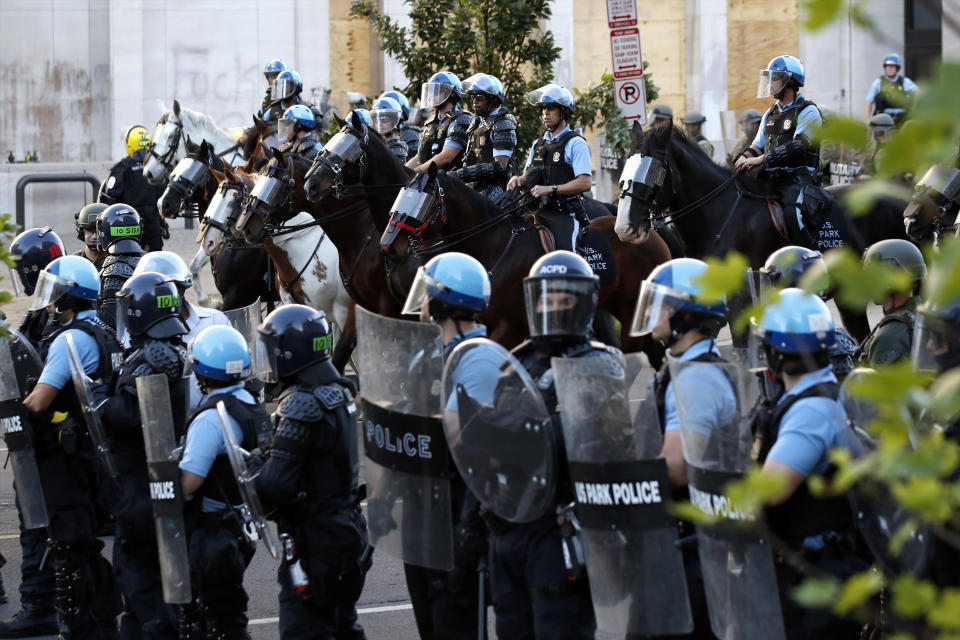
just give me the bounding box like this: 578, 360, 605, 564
143, 99, 241, 185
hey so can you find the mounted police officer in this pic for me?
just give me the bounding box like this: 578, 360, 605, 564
278, 104, 322, 162
264, 69, 323, 132
451, 73, 518, 198
681, 111, 714, 160
22, 255, 122, 639
856, 239, 926, 366
749, 289, 864, 637
507, 84, 592, 253
9, 227, 65, 351
401, 252, 496, 639
865, 53, 918, 124
180, 325, 270, 639
252, 305, 370, 639
380, 90, 421, 161
727, 109, 762, 169
96, 204, 144, 330
99, 272, 190, 639
100, 126, 167, 251
648, 103, 674, 131
74, 203, 108, 269
371, 96, 410, 163
258, 59, 287, 120
407, 71, 473, 173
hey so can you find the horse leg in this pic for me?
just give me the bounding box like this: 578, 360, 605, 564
837, 304, 871, 343
332, 300, 358, 374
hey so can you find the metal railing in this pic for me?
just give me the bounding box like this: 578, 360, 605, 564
15, 173, 101, 229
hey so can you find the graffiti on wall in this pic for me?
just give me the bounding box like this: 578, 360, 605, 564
170, 46, 261, 128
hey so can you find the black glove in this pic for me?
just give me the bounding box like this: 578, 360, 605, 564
160, 218, 171, 240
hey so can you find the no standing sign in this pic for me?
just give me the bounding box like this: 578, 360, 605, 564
606, 0, 646, 123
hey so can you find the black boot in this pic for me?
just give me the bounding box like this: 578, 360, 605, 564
0, 603, 58, 638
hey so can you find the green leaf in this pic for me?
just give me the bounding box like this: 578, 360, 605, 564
927, 369, 960, 423
889, 518, 920, 557
923, 239, 960, 308
929, 588, 960, 629
812, 116, 867, 148
695, 252, 748, 304
821, 248, 914, 310
891, 476, 953, 522
834, 569, 882, 615
891, 573, 938, 618
792, 576, 840, 609
667, 500, 717, 526
802, 0, 846, 31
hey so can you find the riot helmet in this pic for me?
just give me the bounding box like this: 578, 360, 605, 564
912, 297, 960, 373
28, 255, 99, 313
116, 272, 188, 341
649, 103, 673, 130
755, 246, 828, 298
347, 109, 372, 127
133, 250, 192, 292
97, 203, 143, 255
681, 111, 706, 124
273, 69, 303, 103
463, 73, 505, 115
371, 97, 403, 135
188, 325, 251, 387
526, 83, 575, 118
76, 202, 108, 245
631, 258, 727, 345
740, 109, 763, 138
863, 239, 926, 295
380, 90, 412, 121
124, 125, 151, 157
9, 227, 65, 296
882, 53, 902, 77
421, 71, 463, 110
869, 113, 895, 132
523, 251, 598, 342
263, 58, 287, 89
403, 252, 491, 321
278, 104, 316, 143
750, 288, 835, 376
256, 304, 337, 383
757, 55, 805, 99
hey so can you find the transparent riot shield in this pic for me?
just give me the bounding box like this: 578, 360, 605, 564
224, 299, 263, 377
441, 338, 556, 524
552, 352, 693, 637
355, 306, 453, 570
64, 332, 118, 479
216, 401, 280, 559
0, 333, 48, 529
136, 375, 191, 603
669, 354, 785, 640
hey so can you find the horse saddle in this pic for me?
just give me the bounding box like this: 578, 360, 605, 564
520, 213, 618, 285
522, 212, 556, 254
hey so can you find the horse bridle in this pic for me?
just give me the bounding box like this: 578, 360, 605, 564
146, 117, 184, 174
305, 125, 369, 200
383, 174, 448, 247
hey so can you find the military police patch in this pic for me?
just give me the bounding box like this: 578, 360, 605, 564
552, 151, 561, 163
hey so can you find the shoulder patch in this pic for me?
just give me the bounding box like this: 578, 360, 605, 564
313, 384, 346, 409
277, 388, 324, 422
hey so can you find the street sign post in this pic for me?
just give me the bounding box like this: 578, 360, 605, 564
607, 0, 646, 122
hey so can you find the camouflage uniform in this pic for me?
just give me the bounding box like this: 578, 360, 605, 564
856, 296, 918, 366
727, 134, 755, 169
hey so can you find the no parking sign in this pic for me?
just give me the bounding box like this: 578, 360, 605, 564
606, 0, 646, 122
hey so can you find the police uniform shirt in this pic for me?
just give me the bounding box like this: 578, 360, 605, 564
523, 125, 593, 179
865, 74, 919, 116
435, 108, 471, 153
442, 326, 500, 413
37, 310, 101, 388
751, 94, 823, 151
663, 339, 737, 435
179, 383, 256, 512
766, 365, 862, 476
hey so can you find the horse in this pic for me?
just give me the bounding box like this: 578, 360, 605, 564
614, 122, 874, 341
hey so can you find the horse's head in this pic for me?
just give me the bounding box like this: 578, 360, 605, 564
144, 100, 187, 185
614, 122, 671, 243
235, 148, 297, 244
904, 164, 960, 242
157, 139, 219, 218
197, 165, 247, 256
379, 163, 446, 259
304, 112, 370, 202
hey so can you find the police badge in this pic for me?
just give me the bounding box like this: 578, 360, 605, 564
552, 151, 561, 162
783, 119, 792, 130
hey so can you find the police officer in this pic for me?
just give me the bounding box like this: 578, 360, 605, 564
648, 103, 674, 131
180, 325, 270, 638
407, 71, 473, 173
865, 53, 918, 123
749, 289, 864, 637
861, 113, 896, 176
252, 305, 370, 639
263, 69, 323, 130
856, 239, 927, 366
100, 126, 167, 252
9, 227, 66, 351
22, 256, 122, 639
278, 104, 322, 162
258, 59, 287, 119
380, 90, 421, 161
507, 84, 592, 252
74, 203, 108, 269
371, 96, 410, 163
451, 73, 518, 198
726, 109, 762, 169
401, 253, 497, 639
99, 273, 190, 639
96, 203, 144, 330
680, 111, 714, 160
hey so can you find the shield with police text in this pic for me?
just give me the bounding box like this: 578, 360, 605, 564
224, 299, 263, 376
669, 354, 784, 640
355, 306, 453, 570
0, 331, 48, 529
136, 374, 191, 603
441, 338, 556, 524
552, 352, 693, 637
64, 332, 119, 479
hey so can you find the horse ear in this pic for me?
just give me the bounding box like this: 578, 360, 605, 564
173, 100, 181, 116
334, 113, 347, 128
272, 147, 285, 164
199, 139, 209, 155
211, 167, 225, 183
350, 110, 364, 130
223, 163, 236, 181
630, 121, 644, 151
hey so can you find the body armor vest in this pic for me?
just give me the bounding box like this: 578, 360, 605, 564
107, 151, 165, 217
529, 129, 581, 188
855, 305, 916, 363
99, 254, 141, 304
400, 126, 421, 160
463, 109, 515, 168
280, 134, 321, 162
762, 98, 821, 169
417, 110, 465, 164
874, 75, 907, 114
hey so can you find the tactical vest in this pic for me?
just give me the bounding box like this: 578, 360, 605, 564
387, 138, 409, 163
111, 151, 165, 217
762, 98, 821, 169
529, 129, 581, 188
286, 134, 321, 162
417, 110, 465, 164
753, 382, 852, 545
855, 305, 915, 365
462, 109, 515, 169
188, 392, 271, 506
400, 126, 421, 161
874, 75, 907, 114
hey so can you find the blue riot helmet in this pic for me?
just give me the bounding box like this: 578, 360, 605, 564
380, 90, 412, 121
133, 250, 192, 292
371, 97, 402, 135
263, 58, 287, 85
273, 69, 303, 102
463, 73, 505, 104
403, 252, 491, 321
757, 55, 805, 99
912, 296, 960, 373
882, 53, 902, 72
523, 251, 598, 341
347, 109, 372, 127
421, 71, 462, 110
116, 272, 188, 341
756, 246, 828, 298
188, 325, 251, 387
631, 257, 727, 344
751, 288, 835, 376
9, 227, 65, 296
97, 203, 143, 255
526, 83, 576, 119
256, 304, 337, 383
28, 255, 99, 313
279, 104, 316, 143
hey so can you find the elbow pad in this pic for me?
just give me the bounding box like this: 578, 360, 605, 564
455, 162, 506, 184
765, 139, 810, 168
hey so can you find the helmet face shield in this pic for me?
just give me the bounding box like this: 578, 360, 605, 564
757, 69, 791, 98
278, 118, 296, 143
274, 77, 299, 102
371, 109, 400, 135
629, 280, 683, 337
523, 277, 597, 338
255, 334, 280, 384
421, 83, 454, 109
29, 270, 71, 311
402, 267, 433, 317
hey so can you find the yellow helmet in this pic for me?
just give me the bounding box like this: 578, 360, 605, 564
124, 125, 150, 156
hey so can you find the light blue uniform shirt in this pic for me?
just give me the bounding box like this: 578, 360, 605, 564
767, 366, 861, 476
751, 94, 823, 150
180, 383, 255, 512
664, 339, 738, 436
442, 327, 500, 413
38, 310, 100, 389
523, 125, 593, 177
437, 109, 466, 151
865, 74, 919, 115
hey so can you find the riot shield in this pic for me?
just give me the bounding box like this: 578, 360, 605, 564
441, 338, 556, 524
215, 401, 280, 559
669, 354, 785, 640
0, 333, 48, 529
223, 299, 263, 376
64, 332, 118, 479
552, 352, 693, 637
136, 375, 191, 604
355, 306, 453, 570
